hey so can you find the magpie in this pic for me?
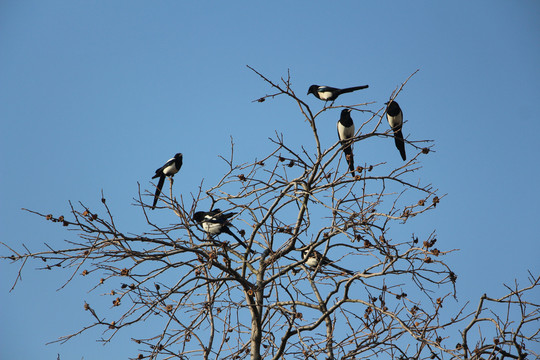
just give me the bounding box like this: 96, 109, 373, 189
302, 249, 354, 275
385, 100, 406, 161
151, 153, 183, 210
193, 209, 249, 250
307, 84, 368, 102
337, 108, 356, 176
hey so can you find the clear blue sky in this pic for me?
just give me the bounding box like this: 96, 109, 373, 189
1, 1, 539, 358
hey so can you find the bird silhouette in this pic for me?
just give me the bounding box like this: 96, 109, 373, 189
193, 209, 249, 250
386, 100, 406, 161
337, 108, 356, 176
302, 249, 354, 275
151, 153, 183, 209
307, 84, 368, 102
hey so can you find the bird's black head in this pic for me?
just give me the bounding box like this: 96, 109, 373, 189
339, 108, 353, 125
307, 85, 319, 95
174, 153, 183, 160
193, 211, 205, 223
385, 100, 401, 114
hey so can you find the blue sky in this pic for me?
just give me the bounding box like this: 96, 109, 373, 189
1, 1, 539, 358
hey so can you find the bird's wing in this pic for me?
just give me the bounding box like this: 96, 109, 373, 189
204, 213, 223, 224
152, 157, 175, 179
318, 86, 337, 92
220, 211, 237, 220
164, 157, 176, 166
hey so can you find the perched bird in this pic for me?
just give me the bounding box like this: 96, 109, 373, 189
307, 84, 369, 102
385, 100, 406, 161
151, 153, 183, 210
193, 209, 249, 250
337, 108, 356, 176
302, 249, 354, 275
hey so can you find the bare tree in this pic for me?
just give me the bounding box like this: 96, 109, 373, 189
2, 68, 538, 360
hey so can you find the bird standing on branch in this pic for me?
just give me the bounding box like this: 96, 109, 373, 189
385, 100, 407, 161
337, 108, 356, 176
193, 209, 249, 250
151, 153, 183, 210
302, 249, 354, 275
307, 84, 369, 102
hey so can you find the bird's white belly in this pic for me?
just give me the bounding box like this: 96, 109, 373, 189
387, 114, 403, 129
202, 222, 221, 234
163, 164, 179, 176
318, 91, 333, 100
305, 256, 319, 267
337, 122, 355, 140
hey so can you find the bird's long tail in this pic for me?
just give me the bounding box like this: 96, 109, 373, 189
152, 176, 166, 209
394, 129, 407, 161
223, 227, 251, 252
343, 145, 355, 177
329, 263, 354, 275
340, 85, 369, 94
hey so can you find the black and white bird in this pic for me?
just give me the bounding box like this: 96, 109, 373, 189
385, 100, 406, 161
307, 84, 369, 102
151, 153, 183, 210
193, 209, 249, 250
302, 249, 354, 275
337, 108, 356, 176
